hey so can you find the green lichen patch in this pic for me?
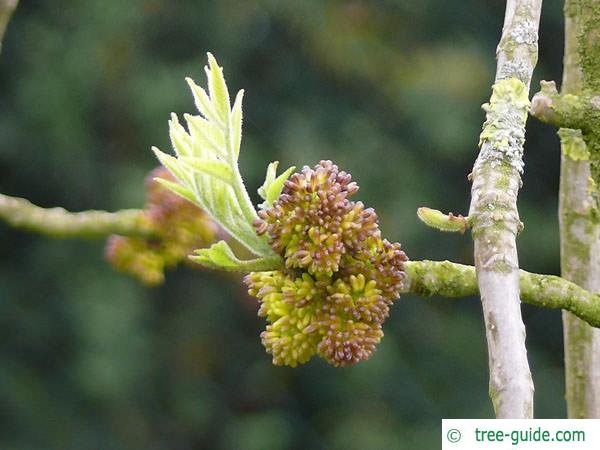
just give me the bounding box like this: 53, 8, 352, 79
578, 0, 600, 92
478, 78, 530, 175
559, 128, 589, 161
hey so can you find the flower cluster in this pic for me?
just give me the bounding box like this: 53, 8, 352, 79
245, 161, 407, 367
105, 167, 220, 285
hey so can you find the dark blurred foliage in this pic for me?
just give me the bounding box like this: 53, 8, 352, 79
0, 1, 568, 449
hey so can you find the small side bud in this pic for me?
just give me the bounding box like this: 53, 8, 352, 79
417, 207, 469, 234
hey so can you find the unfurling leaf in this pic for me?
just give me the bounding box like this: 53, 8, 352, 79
152, 147, 190, 186
190, 240, 282, 272
153, 53, 276, 259
179, 157, 233, 184
153, 178, 198, 205
258, 161, 279, 201
205, 53, 231, 123
230, 90, 244, 158
257, 161, 296, 208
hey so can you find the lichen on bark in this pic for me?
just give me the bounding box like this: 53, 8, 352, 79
468, 0, 542, 418
559, 0, 600, 419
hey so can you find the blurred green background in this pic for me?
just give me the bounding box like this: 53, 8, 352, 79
0, 1, 568, 449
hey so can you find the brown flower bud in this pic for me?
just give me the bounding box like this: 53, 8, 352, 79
105, 167, 220, 285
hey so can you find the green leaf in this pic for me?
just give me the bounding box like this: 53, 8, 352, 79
230, 90, 244, 158
152, 147, 191, 185
153, 54, 277, 259
153, 178, 198, 205
184, 114, 226, 158
205, 52, 230, 123
168, 113, 193, 157
258, 161, 278, 201
267, 165, 296, 205
179, 157, 233, 184
190, 241, 283, 272
258, 161, 296, 207
190, 240, 239, 269
186, 77, 220, 125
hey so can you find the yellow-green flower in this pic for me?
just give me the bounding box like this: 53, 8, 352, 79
246, 161, 408, 367
317, 319, 383, 367
255, 160, 360, 277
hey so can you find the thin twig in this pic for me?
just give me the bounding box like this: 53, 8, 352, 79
531, 80, 600, 130
0, 193, 154, 238
403, 261, 600, 328
4, 191, 600, 333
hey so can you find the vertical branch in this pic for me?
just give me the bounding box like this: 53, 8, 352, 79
0, 0, 18, 53
469, 0, 542, 418
560, 0, 600, 418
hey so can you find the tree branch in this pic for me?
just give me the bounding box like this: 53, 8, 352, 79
558, 0, 600, 419
531, 80, 600, 130
531, 1, 600, 197
0, 0, 17, 54
529, 0, 600, 417
468, 0, 542, 418
0, 193, 154, 238
403, 260, 600, 328
4, 191, 600, 335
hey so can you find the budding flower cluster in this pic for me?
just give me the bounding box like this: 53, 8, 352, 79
105, 167, 220, 285
245, 161, 407, 367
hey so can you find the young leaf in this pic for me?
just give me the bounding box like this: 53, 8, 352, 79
230, 90, 244, 158
190, 240, 283, 272
185, 77, 220, 125
184, 114, 226, 158
258, 161, 278, 201
206, 53, 230, 123
267, 165, 296, 205
179, 157, 233, 184
153, 54, 277, 259
258, 161, 296, 207
153, 178, 198, 205
152, 147, 191, 186
168, 113, 193, 157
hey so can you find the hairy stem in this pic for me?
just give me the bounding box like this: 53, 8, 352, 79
468, 0, 541, 418
559, 0, 600, 419
0, 193, 154, 238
